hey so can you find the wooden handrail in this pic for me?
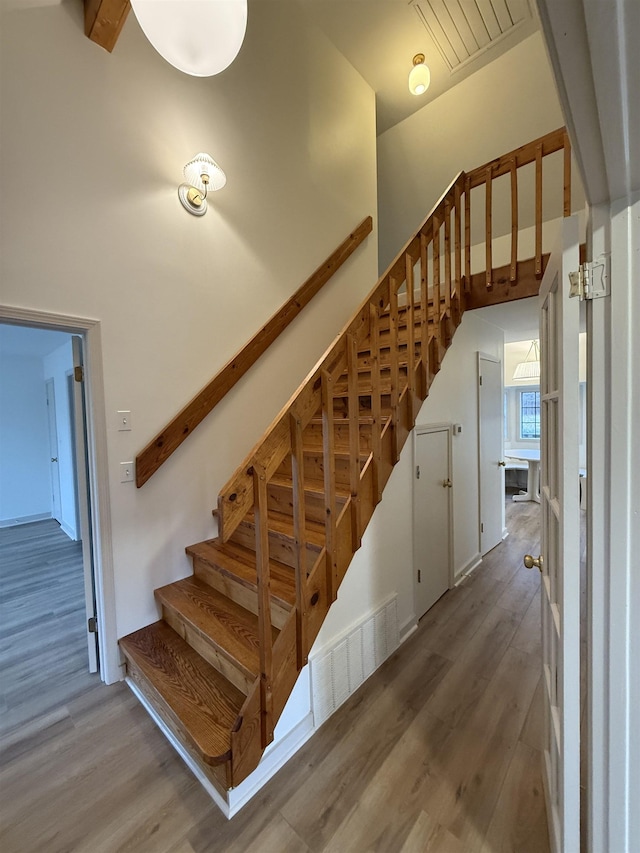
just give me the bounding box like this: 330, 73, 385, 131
215, 129, 573, 780
135, 216, 373, 487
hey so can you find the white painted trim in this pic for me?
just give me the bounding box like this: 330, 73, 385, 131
59, 519, 77, 541
0, 512, 52, 528
399, 614, 418, 644
454, 551, 482, 584
0, 305, 119, 685
308, 591, 398, 663
477, 351, 505, 555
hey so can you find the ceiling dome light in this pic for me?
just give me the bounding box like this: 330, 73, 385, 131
408, 53, 431, 96
130, 0, 247, 77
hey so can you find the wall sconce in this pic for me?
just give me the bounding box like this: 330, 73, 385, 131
178, 153, 226, 217
513, 340, 541, 380
131, 0, 247, 77
408, 54, 431, 96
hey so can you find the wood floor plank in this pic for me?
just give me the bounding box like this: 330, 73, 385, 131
0, 505, 557, 853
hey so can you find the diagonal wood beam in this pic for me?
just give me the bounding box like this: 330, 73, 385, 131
84, 0, 131, 53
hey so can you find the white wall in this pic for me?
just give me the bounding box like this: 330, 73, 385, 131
0, 2, 378, 648
312, 309, 504, 662
377, 33, 574, 272
0, 353, 51, 524
43, 340, 78, 540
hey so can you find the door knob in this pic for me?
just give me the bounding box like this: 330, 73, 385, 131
524, 554, 543, 572
442, 479, 452, 488
498, 460, 506, 467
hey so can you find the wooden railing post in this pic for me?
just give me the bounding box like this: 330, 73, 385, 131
388, 278, 401, 463
485, 165, 493, 291
321, 369, 337, 602
289, 412, 308, 668
444, 198, 452, 317
346, 333, 361, 551
405, 252, 416, 420
252, 462, 274, 748
369, 301, 383, 501
464, 176, 471, 294
535, 143, 543, 277
510, 157, 518, 284
454, 182, 462, 322
419, 233, 430, 392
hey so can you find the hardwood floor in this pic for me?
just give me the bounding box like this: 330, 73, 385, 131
0, 503, 548, 852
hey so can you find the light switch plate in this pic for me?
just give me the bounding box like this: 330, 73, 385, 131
120, 461, 134, 483
116, 410, 132, 431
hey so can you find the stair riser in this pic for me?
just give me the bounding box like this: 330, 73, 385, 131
160, 604, 254, 695
192, 556, 290, 631
267, 480, 347, 525
228, 519, 321, 572
299, 451, 366, 488
302, 421, 374, 452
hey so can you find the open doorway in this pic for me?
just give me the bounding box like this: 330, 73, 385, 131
0, 321, 104, 728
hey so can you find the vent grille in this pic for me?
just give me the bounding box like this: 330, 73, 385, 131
412, 0, 531, 71
311, 598, 398, 728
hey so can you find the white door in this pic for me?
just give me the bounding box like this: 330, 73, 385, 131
414, 425, 452, 619
71, 336, 98, 673
533, 216, 580, 852
478, 353, 504, 554
45, 378, 62, 523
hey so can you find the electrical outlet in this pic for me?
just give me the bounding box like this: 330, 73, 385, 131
120, 461, 134, 483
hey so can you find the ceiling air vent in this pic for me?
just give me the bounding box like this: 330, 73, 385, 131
412, 0, 532, 72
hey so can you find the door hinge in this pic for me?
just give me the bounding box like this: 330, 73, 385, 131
416, 465, 420, 479
88, 616, 98, 633
481, 522, 484, 533
479, 375, 483, 386
569, 254, 610, 300
74, 365, 84, 382
418, 570, 421, 583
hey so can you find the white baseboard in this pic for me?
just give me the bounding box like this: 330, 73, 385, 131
454, 552, 482, 585
0, 512, 51, 528
59, 519, 78, 541
399, 614, 418, 644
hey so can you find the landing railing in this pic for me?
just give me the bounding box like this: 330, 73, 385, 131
219, 128, 573, 760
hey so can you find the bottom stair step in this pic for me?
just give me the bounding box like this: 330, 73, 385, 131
120, 620, 245, 767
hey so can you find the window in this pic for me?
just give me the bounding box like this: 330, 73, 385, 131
520, 390, 540, 439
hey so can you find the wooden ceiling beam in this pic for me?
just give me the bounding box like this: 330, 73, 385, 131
84, 0, 131, 53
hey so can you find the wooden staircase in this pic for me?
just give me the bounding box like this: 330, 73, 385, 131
120, 128, 572, 798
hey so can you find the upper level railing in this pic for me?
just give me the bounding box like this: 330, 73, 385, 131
216, 128, 572, 761
135, 216, 373, 487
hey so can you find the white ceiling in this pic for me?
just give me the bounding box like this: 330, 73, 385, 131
302, 0, 539, 134
0, 324, 71, 358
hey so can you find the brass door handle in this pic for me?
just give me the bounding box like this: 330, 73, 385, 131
524, 554, 543, 572
498, 461, 506, 467
442, 479, 452, 488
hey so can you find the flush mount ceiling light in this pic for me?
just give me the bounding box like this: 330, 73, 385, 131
513, 340, 541, 380
130, 0, 247, 77
178, 153, 226, 216
408, 53, 431, 96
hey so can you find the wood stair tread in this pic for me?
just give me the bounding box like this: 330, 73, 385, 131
186, 539, 296, 609
120, 620, 244, 765
155, 576, 277, 683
